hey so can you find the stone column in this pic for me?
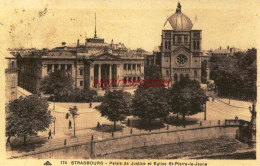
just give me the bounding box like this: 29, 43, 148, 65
90, 64, 94, 88
109, 64, 112, 81
135, 64, 137, 75
98, 64, 102, 88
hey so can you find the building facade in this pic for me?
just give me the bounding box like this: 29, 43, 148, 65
153, 3, 202, 85
14, 35, 145, 95
5, 55, 18, 103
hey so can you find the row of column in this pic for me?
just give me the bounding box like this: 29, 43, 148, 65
47, 64, 72, 72
124, 64, 141, 75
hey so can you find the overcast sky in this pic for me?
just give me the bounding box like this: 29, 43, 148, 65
0, 0, 259, 51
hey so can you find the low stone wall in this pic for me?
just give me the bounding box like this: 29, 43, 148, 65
93, 126, 238, 157
15, 126, 238, 159
16, 142, 92, 159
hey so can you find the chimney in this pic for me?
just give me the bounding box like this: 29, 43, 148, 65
227, 46, 229, 49
85, 38, 87, 46
111, 39, 113, 46
62, 42, 66, 46
220, 46, 221, 50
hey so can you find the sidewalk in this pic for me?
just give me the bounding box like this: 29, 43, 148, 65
216, 98, 251, 109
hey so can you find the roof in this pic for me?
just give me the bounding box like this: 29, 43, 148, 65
164, 3, 193, 31
212, 49, 230, 54
154, 46, 161, 52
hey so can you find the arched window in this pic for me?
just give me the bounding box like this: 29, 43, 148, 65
174, 74, 178, 82
168, 41, 171, 49
197, 41, 200, 49
165, 40, 168, 49
180, 74, 184, 81
193, 41, 196, 50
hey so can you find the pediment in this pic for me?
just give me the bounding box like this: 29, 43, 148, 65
172, 45, 191, 55
94, 53, 121, 60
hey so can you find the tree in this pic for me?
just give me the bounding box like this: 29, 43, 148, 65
144, 64, 162, 80
69, 106, 79, 137
201, 60, 208, 83
132, 86, 170, 126
95, 90, 131, 131
6, 95, 52, 145
40, 70, 74, 100
169, 78, 207, 122
209, 48, 257, 100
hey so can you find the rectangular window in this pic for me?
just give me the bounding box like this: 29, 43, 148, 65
124, 64, 127, 70
61, 64, 65, 70
67, 64, 72, 72
166, 70, 169, 76
80, 69, 83, 76
193, 41, 196, 50
11, 76, 15, 88
133, 64, 136, 70
194, 70, 198, 76
123, 77, 127, 84
197, 41, 200, 50
128, 64, 131, 71
137, 77, 141, 82
184, 36, 188, 42
80, 81, 83, 86
137, 64, 141, 73
133, 77, 136, 82
54, 64, 59, 71
178, 36, 182, 43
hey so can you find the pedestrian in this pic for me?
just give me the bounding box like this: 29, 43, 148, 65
89, 102, 92, 108
69, 120, 72, 129
66, 113, 70, 119
96, 122, 101, 130
127, 118, 130, 126
212, 97, 214, 103
48, 129, 52, 139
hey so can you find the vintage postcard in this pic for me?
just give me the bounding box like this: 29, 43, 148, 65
0, 0, 259, 165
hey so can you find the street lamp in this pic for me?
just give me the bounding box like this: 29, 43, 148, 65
53, 116, 56, 135
204, 87, 207, 121
53, 96, 56, 111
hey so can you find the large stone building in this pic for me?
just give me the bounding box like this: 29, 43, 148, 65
13, 23, 145, 95
153, 3, 202, 84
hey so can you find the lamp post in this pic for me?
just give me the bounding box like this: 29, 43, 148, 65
53, 116, 56, 135
204, 87, 207, 120
53, 96, 56, 111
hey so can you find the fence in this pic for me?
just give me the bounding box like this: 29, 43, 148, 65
10, 119, 245, 159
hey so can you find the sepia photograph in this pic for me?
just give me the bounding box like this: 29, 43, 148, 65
0, 0, 259, 165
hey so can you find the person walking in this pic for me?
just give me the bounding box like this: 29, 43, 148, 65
212, 97, 215, 103
48, 129, 52, 139
89, 102, 92, 108
69, 120, 72, 129
96, 122, 101, 130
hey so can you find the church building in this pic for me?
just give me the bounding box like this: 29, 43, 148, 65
153, 3, 202, 85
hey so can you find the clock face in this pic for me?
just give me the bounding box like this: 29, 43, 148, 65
176, 54, 188, 66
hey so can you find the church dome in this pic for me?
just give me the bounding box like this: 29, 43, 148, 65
164, 3, 193, 31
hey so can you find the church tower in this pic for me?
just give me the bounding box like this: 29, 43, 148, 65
156, 2, 202, 85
